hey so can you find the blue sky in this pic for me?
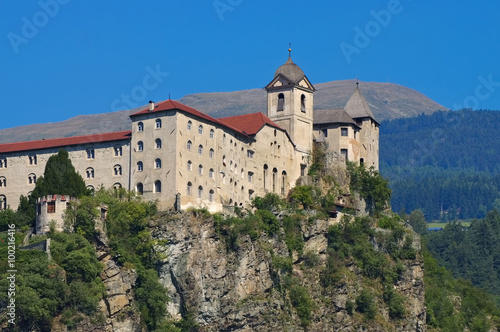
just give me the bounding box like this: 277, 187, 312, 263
1, 0, 500, 130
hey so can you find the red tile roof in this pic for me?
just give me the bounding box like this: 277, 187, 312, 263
131, 99, 254, 139
0, 131, 131, 154
218, 112, 282, 136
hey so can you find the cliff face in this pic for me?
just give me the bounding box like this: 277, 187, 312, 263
150, 210, 426, 331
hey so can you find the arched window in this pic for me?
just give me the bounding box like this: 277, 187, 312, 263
263, 164, 269, 190
29, 154, 37, 165
28, 173, 36, 184
301, 94, 306, 113
209, 190, 214, 202
114, 145, 122, 156
198, 145, 203, 155
198, 125, 203, 134
136, 183, 143, 195
210, 129, 214, 138
209, 168, 214, 179
198, 186, 203, 199
277, 93, 285, 111
0, 177, 6, 187
198, 164, 203, 175
86, 148, 95, 159
249, 189, 255, 201
272, 168, 278, 193
223, 134, 226, 143
241, 168, 244, 179
87, 185, 95, 195
281, 170, 287, 195
187, 121, 192, 130
209, 148, 214, 158
114, 165, 122, 176
248, 171, 254, 183
0, 195, 7, 210
154, 180, 162, 193
86, 167, 95, 179
155, 119, 162, 129
0, 157, 6, 168
155, 138, 162, 149
137, 141, 144, 152
155, 158, 162, 169
187, 182, 192, 195
138, 122, 144, 132
187, 160, 192, 171
187, 140, 192, 151
137, 161, 143, 171
113, 183, 122, 190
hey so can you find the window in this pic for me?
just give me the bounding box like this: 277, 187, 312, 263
136, 183, 143, 195
198, 164, 203, 175
223, 134, 226, 143
321, 128, 328, 138
272, 168, 278, 193
0, 195, 6, 210
341, 128, 348, 137
263, 164, 268, 190
209, 189, 214, 202
0, 158, 6, 168
241, 168, 244, 179
247, 150, 254, 158
114, 146, 122, 156
341, 149, 348, 160
301, 94, 306, 112
155, 138, 162, 149
0, 177, 6, 187
137, 141, 144, 152
87, 148, 95, 159
198, 186, 203, 199
187, 182, 192, 195
187, 140, 192, 151
29, 154, 37, 165
248, 189, 255, 201
198, 145, 203, 155
187, 160, 192, 171
137, 161, 143, 171
209, 149, 214, 159
28, 174, 36, 184
198, 125, 203, 134
156, 119, 162, 129
114, 165, 122, 176
248, 172, 253, 183
154, 180, 162, 193
281, 171, 287, 195
113, 183, 122, 190
209, 129, 214, 138
187, 121, 192, 130
47, 201, 56, 214
277, 93, 284, 111
155, 158, 162, 169
86, 167, 94, 179
209, 168, 214, 178
138, 122, 144, 132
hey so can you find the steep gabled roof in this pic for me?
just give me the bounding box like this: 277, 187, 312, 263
344, 86, 379, 123
314, 108, 360, 128
218, 112, 282, 136
130, 99, 253, 140
0, 131, 131, 154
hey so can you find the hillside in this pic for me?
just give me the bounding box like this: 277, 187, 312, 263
0, 79, 446, 144
380, 109, 500, 220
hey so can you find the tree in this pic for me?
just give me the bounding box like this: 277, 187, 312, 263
408, 209, 427, 235
32, 149, 88, 199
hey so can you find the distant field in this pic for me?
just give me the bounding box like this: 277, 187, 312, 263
427, 222, 471, 229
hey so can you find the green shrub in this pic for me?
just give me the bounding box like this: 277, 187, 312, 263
355, 290, 376, 319
289, 285, 313, 327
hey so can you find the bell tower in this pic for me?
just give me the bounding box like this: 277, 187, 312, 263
265, 51, 315, 154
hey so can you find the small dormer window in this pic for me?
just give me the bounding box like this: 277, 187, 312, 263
277, 93, 285, 111
301, 94, 306, 113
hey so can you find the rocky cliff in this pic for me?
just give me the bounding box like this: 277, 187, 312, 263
149, 209, 426, 331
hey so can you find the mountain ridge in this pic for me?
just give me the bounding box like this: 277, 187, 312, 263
0, 79, 447, 144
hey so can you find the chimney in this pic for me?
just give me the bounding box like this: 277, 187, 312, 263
148, 100, 155, 111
